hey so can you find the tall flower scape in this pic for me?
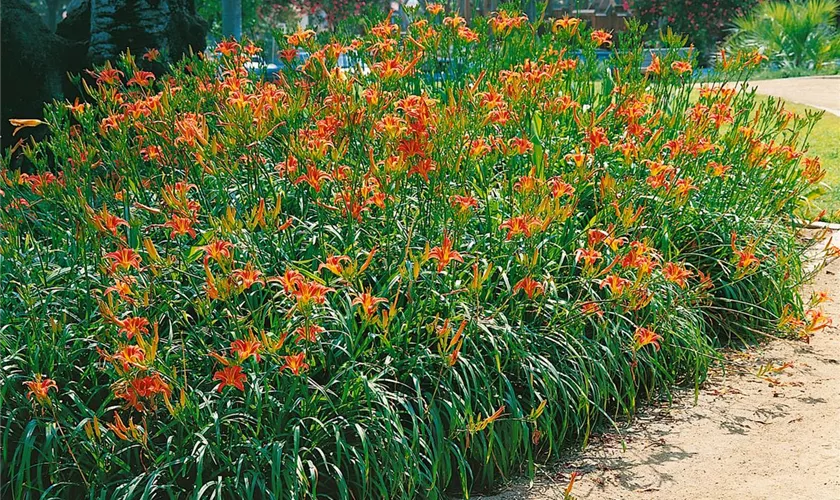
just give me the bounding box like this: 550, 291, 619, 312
0, 6, 833, 499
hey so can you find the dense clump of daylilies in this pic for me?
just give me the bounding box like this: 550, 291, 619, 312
0, 5, 834, 498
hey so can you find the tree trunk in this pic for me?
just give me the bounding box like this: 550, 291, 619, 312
524, 0, 536, 22
0, 0, 83, 153
221, 0, 242, 39
45, 0, 60, 31
88, 0, 207, 65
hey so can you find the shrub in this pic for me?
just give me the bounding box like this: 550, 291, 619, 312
0, 7, 832, 498
726, 0, 840, 70
631, 0, 759, 59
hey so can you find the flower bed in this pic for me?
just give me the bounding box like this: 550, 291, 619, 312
0, 7, 832, 499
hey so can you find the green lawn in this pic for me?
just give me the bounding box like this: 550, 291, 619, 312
761, 97, 840, 221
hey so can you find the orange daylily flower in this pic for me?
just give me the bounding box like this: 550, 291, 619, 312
513, 276, 544, 299
409, 158, 436, 183
634, 327, 662, 351
708, 161, 731, 178
565, 150, 588, 168
552, 16, 581, 34
810, 291, 831, 306
114, 345, 146, 370
730, 232, 761, 275
585, 127, 610, 152
673, 177, 698, 200
451, 194, 479, 213
231, 338, 262, 362
575, 247, 602, 268
581, 301, 604, 318
114, 373, 171, 411
426, 3, 444, 15
280, 352, 310, 375
352, 291, 388, 318
164, 214, 196, 239
66, 98, 89, 115
104, 276, 137, 303
214, 365, 246, 392
646, 53, 662, 75
319, 255, 351, 277
294, 163, 331, 192
140, 144, 163, 162
458, 26, 480, 43
508, 137, 533, 155
428, 233, 464, 272
127, 70, 155, 87
90, 205, 128, 237
286, 28, 316, 46
604, 236, 627, 252
214, 40, 240, 56
143, 48, 160, 62
802, 156, 825, 184
805, 309, 831, 333
295, 324, 326, 343
279, 48, 298, 63
105, 247, 142, 273
488, 11, 527, 36
600, 274, 632, 295
588, 229, 609, 247
88, 66, 124, 85
443, 14, 466, 28
174, 113, 208, 147
500, 215, 542, 240
24, 375, 57, 405
671, 60, 693, 75
9, 118, 48, 136
591, 30, 612, 47
662, 262, 693, 288
203, 240, 234, 266
271, 268, 305, 293
232, 263, 263, 290
514, 174, 541, 194
289, 279, 334, 309
548, 177, 575, 198
115, 316, 150, 340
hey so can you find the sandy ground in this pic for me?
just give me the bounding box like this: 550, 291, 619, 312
481, 237, 840, 500
735, 76, 840, 116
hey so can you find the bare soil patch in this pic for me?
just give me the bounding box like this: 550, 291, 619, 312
483, 238, 840, 500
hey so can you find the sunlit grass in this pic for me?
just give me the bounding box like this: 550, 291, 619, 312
759, 98, 840, 221
684, 87, 840, 221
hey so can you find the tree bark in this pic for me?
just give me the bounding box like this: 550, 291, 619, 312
45, 0, 61, 31
221, 0, 242, 39
88, 0, 207, 64
0, 0, 84, 153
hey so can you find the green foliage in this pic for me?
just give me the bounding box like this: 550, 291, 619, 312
630, 0, 759, 59
198, 0, 299, 39
0, 9, 830, 499
726, 0, 840, 69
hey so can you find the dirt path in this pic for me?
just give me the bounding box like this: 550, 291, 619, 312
483, 239, 840, 500
740, 76, 840, 116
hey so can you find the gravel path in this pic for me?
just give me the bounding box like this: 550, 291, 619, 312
739, 76, 840, 116
482, 235, 840, 500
